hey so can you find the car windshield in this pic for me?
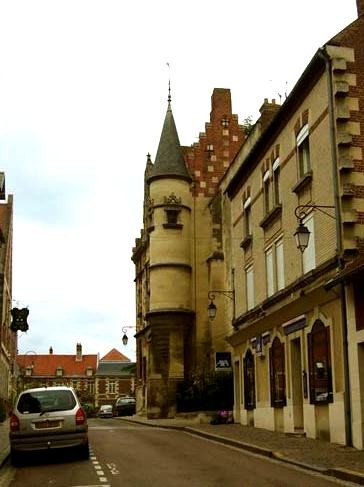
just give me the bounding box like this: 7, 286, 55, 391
117, 397, 135, 404
17, 390, 76, 414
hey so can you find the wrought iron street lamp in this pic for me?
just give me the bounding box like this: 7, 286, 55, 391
122, 326, 136, 346
207, 290, 235, 321
294, 204, 335, 253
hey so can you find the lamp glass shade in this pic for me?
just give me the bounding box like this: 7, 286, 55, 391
294, 222, 311, 253
207, 301, 217, 320
122, 333, 128, 346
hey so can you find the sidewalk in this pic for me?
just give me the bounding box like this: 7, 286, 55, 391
120, 415, 364, 485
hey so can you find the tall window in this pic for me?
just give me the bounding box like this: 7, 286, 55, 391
87, 380, 94, 394
296, 124, 310, 178
302, 214, 315, 273
108, 380, 116, 394
243, 196, 252, 238
265, 239, 285, 298
272, 158, 280, 205
270, 337, 286, 407
308, 320, 333, 404
263, 170, 270, 214
243, 350, 256, 409
246, 265, 254, 310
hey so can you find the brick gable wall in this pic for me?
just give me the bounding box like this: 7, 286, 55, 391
184, 88, 246, 198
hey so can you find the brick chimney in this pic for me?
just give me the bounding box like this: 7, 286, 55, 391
76, 343, 82, 361
357, 0, 364, 16
210, 88, 232, 124
259, 98, 280, 132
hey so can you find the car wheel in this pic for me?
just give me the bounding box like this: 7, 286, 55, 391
10, 449, 22, 467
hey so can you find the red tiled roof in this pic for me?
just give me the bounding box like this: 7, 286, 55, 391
17, 354, 98, 376
100, 348, 130, 362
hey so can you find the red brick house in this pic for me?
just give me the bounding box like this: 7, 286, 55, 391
17, 343, 98, 408
95, 348, 136, 407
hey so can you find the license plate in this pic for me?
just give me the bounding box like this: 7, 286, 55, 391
34, 420, 61, 429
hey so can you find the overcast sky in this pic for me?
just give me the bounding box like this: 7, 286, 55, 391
0, 0, 358, 360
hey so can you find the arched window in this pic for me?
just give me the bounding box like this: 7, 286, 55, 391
308, 320, 333, 404
243, 349, 255, 410
270, 337, 286, 407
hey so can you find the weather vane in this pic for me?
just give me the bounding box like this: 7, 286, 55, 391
166, 62, 171, 104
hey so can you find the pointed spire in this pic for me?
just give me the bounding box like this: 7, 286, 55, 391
147, 86, 191, 184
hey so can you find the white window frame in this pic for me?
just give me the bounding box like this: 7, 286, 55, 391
263, 170, 270, 214
265, 238, 285, 297
243, 196, 252, 237
272, 157, 280, 205
246, 265, 254, 311
302, 213, 316, 273
296, 124, 310, 178
265, 247, 274, 297
108, 380, 116, 394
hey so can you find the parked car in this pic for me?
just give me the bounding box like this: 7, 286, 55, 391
9, 386, 89, 466
114, 396, 136, 416
97, 404, 114, 418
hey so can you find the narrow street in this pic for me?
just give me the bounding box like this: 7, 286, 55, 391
0, 418, 358, 487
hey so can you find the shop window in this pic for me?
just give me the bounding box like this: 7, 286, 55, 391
243, 349, 256, 409
270, 337, 286, 407
308, 320, 333, 404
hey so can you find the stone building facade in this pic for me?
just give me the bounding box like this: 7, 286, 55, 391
132, 89, 246, 418
0, 173, 15, 415
132, 0, 364, 449
221, 1, 364, 449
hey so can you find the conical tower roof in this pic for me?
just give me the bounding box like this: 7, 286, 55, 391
147, 101, 191, 183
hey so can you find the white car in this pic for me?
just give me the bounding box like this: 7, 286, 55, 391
97, 404, 114, 418
9, 386, 89, 466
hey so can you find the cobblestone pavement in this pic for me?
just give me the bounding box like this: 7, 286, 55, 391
120, 416, 364, 485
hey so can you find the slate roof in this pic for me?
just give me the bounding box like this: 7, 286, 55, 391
96, 361, 136, 377
147, 102, 191, 183
17, 353, 98, 376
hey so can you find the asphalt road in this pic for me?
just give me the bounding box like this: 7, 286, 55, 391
0, 417, 359, 487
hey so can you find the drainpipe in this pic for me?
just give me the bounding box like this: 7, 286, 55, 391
318, 47, 352, 446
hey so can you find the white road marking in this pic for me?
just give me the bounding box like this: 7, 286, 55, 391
106, 462, 120, 475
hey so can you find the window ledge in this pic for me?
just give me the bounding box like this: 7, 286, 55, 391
163, 223, 183, 230
292, 171, 313, 194
240, 234, 252, 250
259, 204, 282, 229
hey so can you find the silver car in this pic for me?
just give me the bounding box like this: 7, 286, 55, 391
9, 386, 89, 465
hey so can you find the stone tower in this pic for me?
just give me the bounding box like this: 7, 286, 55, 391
145, 97, 194, 418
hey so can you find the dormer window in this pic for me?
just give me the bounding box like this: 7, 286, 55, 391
86, 367, 93, 377
56, 367, 63, 377
25, 366, 32, 376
